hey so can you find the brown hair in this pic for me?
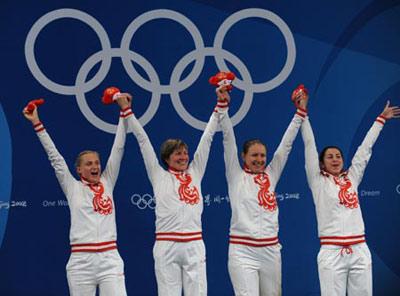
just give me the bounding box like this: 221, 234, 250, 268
75, 150, 100, 168
160, 139, 188, 167
242, 139, 267, 155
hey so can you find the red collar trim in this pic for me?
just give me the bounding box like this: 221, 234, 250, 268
243, 164, 266, 175
80, 176, 100, 186
168, 167, 187, 175
320, 170, 348, 178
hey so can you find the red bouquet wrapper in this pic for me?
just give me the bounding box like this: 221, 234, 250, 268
102, 86, 121, 105
209, 71, 235, 91
291, 84, 308, 107
26, 98, 45, 114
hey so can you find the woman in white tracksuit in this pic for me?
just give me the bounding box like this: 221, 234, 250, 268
217, 86, 308, 296
23, 95, 132, 296
299, 91, 400, 296
124, 95, 225, 296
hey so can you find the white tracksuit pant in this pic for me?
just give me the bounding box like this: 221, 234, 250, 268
228, 243, 282, 296
66, 249, 127, 296
318, 243, 372, 296
153, 240, 207, 296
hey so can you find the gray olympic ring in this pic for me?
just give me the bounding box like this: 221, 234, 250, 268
25, 8, 112, 95
170, 47, 253, 130
213, 8, 296, 93
396, 184, 400, 195
25, 8, 296, 132
75, 48, 161, 131
130, 193, 156, 210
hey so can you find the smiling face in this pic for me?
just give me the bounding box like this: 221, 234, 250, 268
321, 148, 344, 176
76, 152, 101, 183
242, 143, 267, 174
166, 146, 189, 171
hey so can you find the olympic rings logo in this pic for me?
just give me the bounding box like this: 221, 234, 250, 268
25, 8, 296, 132
130, 193, 156, 210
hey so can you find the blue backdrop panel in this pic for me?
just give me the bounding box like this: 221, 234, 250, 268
1, 0, 399, 295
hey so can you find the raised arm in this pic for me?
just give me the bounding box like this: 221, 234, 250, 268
217, 86, 241, 181
23, 104, 75, 197
102, 94, 131, 187
268, 110, 307, 182
301, 116, 320, 187
297, 91, 320, 188
189, 93, 224, 179
124, 100, 163, 184
268, 96, 308, 183
348, 101, 400, 186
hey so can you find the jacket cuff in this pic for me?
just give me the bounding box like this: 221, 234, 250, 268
296, 107, 307, 119
120, 107, 133, 118
375, 115, 386, 125
214, 98, 229, 113
33, 122, 45, 133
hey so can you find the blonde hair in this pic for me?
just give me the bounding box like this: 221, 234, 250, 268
75, 150, 100, 168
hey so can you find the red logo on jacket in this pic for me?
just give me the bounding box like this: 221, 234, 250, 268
333, 174, 359, 209
254, 173, 277, 212
89, 182, 113, 215
170, 169, 200, 205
